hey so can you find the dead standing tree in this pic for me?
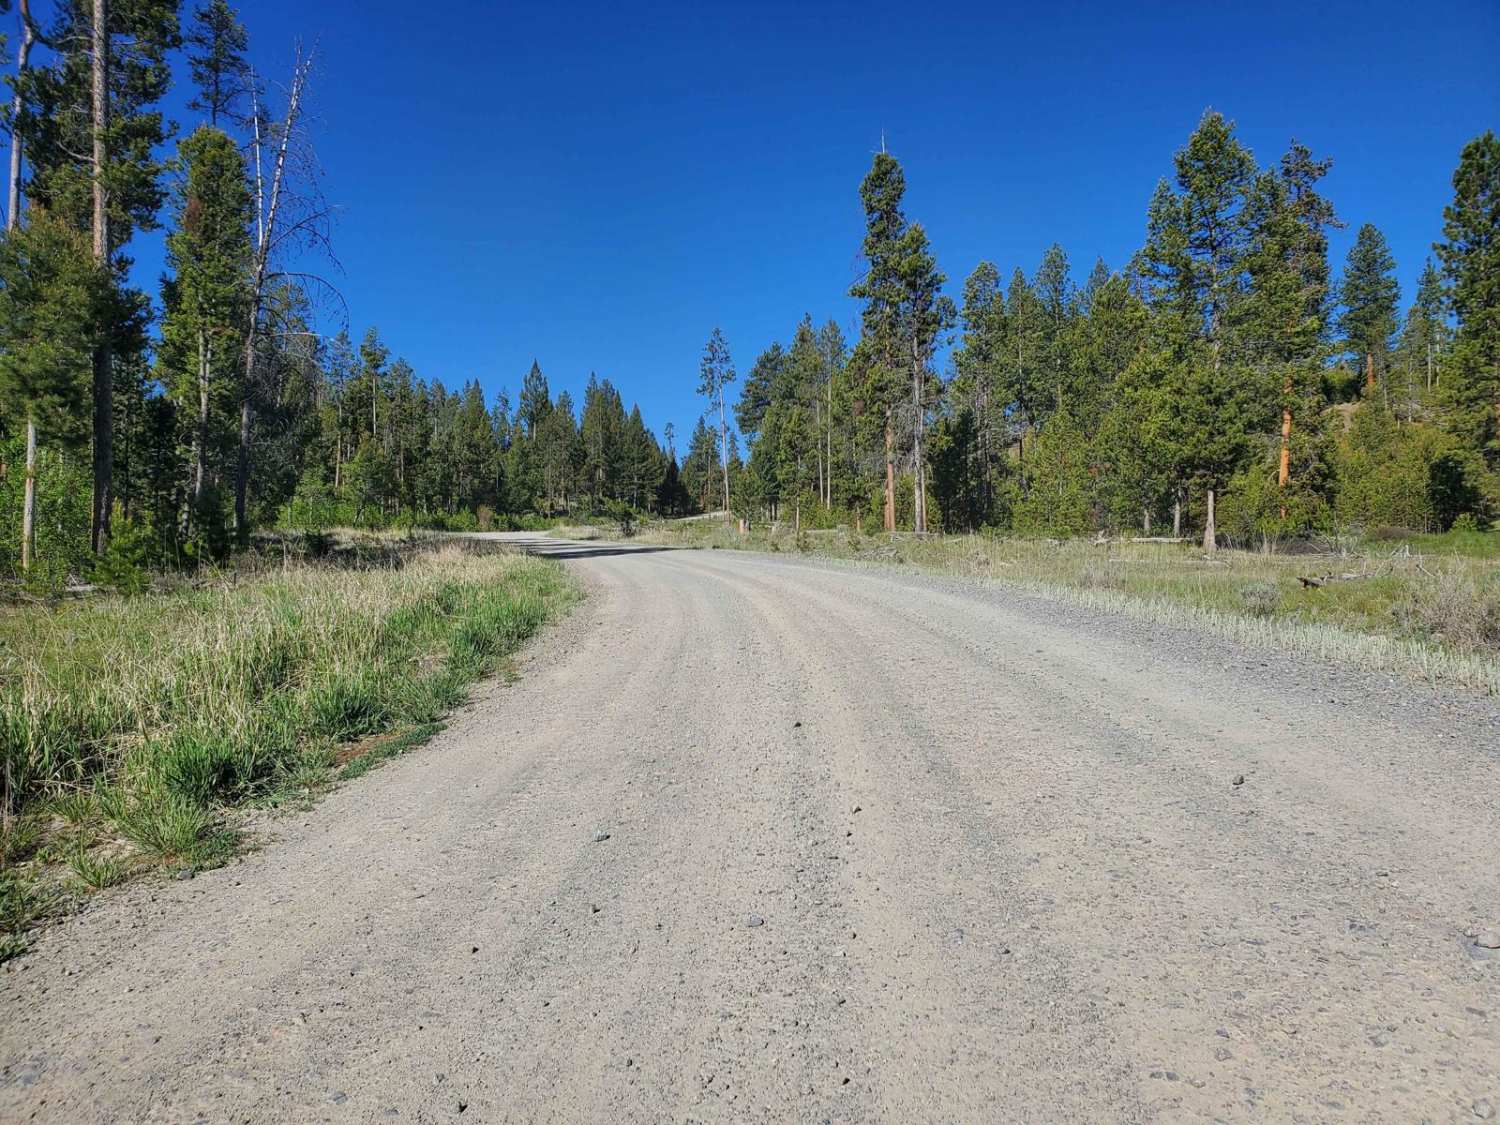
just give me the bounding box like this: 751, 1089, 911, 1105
234, 46, 339, 541
7, 0, 38, 570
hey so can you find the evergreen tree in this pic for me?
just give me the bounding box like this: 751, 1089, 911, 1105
1338, 223, 1399, 394
519, 359, 551, 438
1144, 109, 1260, 548
1393, 259, 1450, 418
850, 149, 953, 532
184, 0, 248, 128
0, 209, 111, 570
1435, 130, 1500, 470
697, 327, 735, 513
158, 125, 252, 534
23, 0, 180, 551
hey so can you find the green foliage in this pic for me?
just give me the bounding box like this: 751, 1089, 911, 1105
0, 550, 571, 821
1436, 131, 1500, 466
184, 0, 250, 127
1338, 224, 1400, 382
0, 550, 573, 941
92, 518, 155, 593
1219, 459, 1330, 546
67, 847, 129, 891
0, 434, 93, 588
1013, 409, 1096, 536
0, 209, 110, 446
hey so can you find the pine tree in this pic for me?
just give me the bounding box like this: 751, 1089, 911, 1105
850, 152, 908, 531
735, 340, 785, 442
850, 150, 953, 532
23, 0, 180, 552
1143, 110, 1260, 549
698, 327, 735, 514
1003, 266, 1044, 496
0, 209, 111, 570
1034, 243, 1074, 420
158, 125, 252, 533
184, 0, 248, 128
1393, 259, 1450, 417
1435, 131, 1500, 468
519, 360, 551, 438
1338, 223, 1399, 394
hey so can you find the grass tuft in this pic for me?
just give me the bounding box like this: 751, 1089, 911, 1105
0, 544, 575, 951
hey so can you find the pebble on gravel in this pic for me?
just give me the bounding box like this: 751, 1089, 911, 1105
1474, 930, 1500, 950
592, 831, 611, 843
1231, 775, 1245, 787
746, 914, 765, 928
1474, 1098, 1495, 1121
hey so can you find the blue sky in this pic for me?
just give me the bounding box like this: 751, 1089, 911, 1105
130, 0, 1499, 452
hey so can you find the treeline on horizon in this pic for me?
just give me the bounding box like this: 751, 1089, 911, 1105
707, 116, 1499, 547
0, 3, 1497, 594
0, 0, 705, 590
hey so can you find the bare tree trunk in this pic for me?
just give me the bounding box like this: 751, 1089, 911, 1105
236, 56, 308, 543
20, 415, 36, 572
1202, 487, 1217, 553
1278, 392, 1292, 487
883, 408, 895, 532
6, 0, 34, 232
1016, 430, 1025, 497
235, 392, 251, 532
12, 4, 37, 571
89, 0, 111, 555
825, 374, 833, 506
717, 384, 730, 516
1365, 351, 1375, 393
813, 395, 823, 508
1172, 491, 1182, 538
911, 338, 926, 534
1142, 507, 1151, 536
193, 332, 209, 512
1278, 374, 1293, 520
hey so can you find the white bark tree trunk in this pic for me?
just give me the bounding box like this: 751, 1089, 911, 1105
236, 56, 308, 541
718, 384, 730, 516
20, 416, 36, 572
89, 0, 112, 555
6, 0, 34, 232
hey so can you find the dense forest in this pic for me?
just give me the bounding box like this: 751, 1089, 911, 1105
726, 121, 1500, 548
0, 2, 1496, 591
0, 0, 697, 589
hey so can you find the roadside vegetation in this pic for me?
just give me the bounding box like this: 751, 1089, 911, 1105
634, 518, 1500, 694
0, 540, 574, 961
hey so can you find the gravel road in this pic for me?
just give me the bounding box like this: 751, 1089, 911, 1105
4, 536, 1499, 1123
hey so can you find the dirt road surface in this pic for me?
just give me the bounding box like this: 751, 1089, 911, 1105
4, 535, 1499, 1122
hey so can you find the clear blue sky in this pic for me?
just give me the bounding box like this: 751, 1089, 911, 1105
131, 0, 1499, 452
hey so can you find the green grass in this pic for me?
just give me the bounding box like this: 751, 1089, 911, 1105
634, 518, 1500, 694
0, 543, 575, 958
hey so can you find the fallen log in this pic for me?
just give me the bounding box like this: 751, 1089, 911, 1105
1297, 572, 1367, 588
